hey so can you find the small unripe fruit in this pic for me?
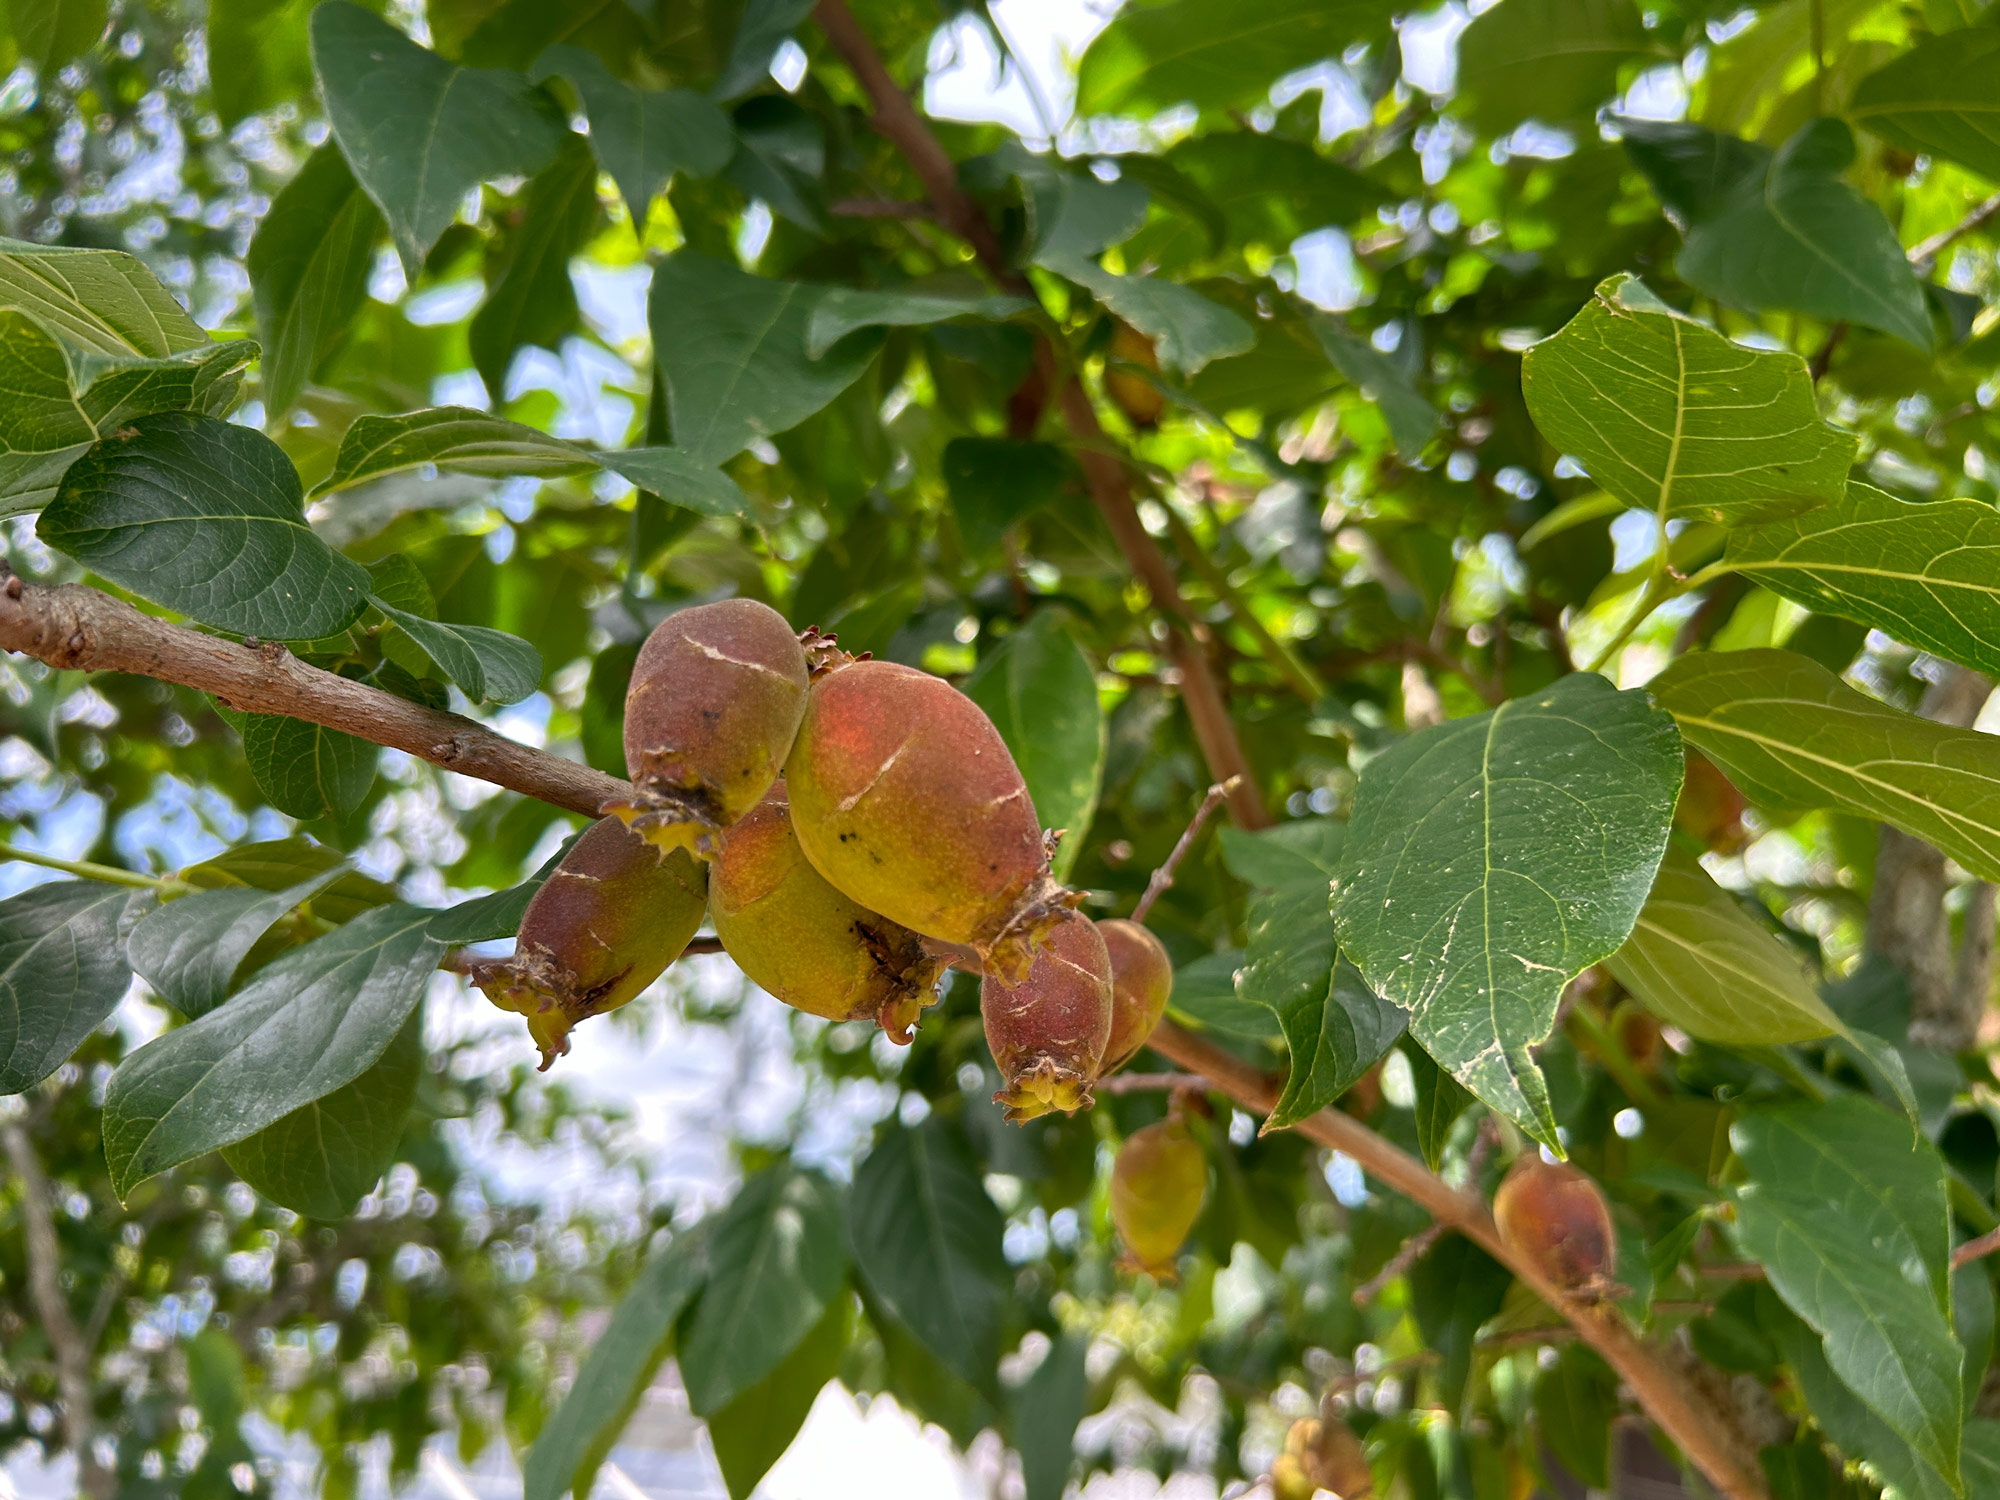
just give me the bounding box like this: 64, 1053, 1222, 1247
1104, 323, 1166, 428
981, 907, 1112, 1122
1675, 749, 1747, 853
710, 784, 946, 1042
608, 599, 810, 858
1111, 1116, 1206, 1277
476, 817, 708, 1067
1097, 918, 1173, 1075
786, 659, 1073, 981
1493, 1156, 1615, 1294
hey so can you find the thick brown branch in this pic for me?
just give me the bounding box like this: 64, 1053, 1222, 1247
0, 570, 627, 819
4, 1125, 112, 1498
1144, 1020, 1772, 1500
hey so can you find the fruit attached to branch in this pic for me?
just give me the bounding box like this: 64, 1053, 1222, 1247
785, 659, 1075, 980
981, 906, 1113, 1122
1111, 1115, 1207, 1276
1104, 322, 1167, 429
475, 817, 709, 1067
608, 599, 811, 858
711, 783, 947, 1042
1097, 917, 1174, 1074
1493, 1155, 1616, 1295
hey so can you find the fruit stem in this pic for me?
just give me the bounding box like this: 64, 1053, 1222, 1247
1133, 777, 1240, 924
0, 842, 190, 893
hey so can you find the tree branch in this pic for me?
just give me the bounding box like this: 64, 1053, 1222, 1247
3, 1124, 113, 1499
1908, 192, 2000, 272
1143, 1020, 1772, 1500
0, 568, 626, 820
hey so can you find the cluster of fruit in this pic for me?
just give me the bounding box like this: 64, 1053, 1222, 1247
474, 599, 1177, 1124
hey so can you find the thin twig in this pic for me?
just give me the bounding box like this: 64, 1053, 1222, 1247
827, 197, 935, 220
1955, 1225, 2000, 1269
1908, 192, 2000, 271
0, 841, 188, 892
1132, 778, 1239, 924
1093, 1070, 1209, 1096
1353, 1221, 1447, 1305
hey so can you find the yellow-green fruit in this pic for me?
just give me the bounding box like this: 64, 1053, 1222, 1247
711, 783, 946, 1042
980, 907, 1112, 1122
1104, 323, 1167, 428
609, 598, 810, 858
1098, 918, 1173, 1074
476, 817, 708, 1067
786, 659, 1071, 981
1111, 1117, 1207, 1277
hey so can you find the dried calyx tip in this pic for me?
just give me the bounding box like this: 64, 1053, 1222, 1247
993, 1056, 1094, 1122
798, 625, 866, 680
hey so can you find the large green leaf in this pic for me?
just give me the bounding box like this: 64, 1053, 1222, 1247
370, 596, 541, 705
126, 865, 348, 1018
0, 239, 256, 513
1652, 648, 2000, 882
532, 45, 734, 221
804, 286, 1033, 360
40, 412, 372, 640
237, 713, 378, 820
1455, 0, 1658, 134
0, 881, 136, 1095
647, 252, 884, 466
1219, 818, 1344, 891
177, 836, 395, 928
208, 0, 315, 126
1076, 0, 1392, 115
849, 1118, 1007, 1390
1521, 274, 1855, 525
963, 610, 1105, 881
678, 1165, 850, 1416
1039, 251, 1254, 375
1605, 846, 1842, 1045
1851, 30, 2000, 185
1011, 1334, 1088, 1500
521, 1227, 711, 1500
942, 438, 1073, 557
310, 2, 566, 275
1733, 1097, 1962, 1484
314, 406, 749, 517
246, 141, 381, 421
1331, 673, 1683, 1145
221, 1008, 422, 1219
468, 132, 600, 395
1727, 483, 2000, 680
101, 903, 445, 1199
707, 1295, 851, 1499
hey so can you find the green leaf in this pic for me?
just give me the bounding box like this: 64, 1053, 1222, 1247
1409, 1234, 1513, 1410
0, 881, 136, 1095
1733, 1097, 1962, 1485
468, 132, 600, 396
126, 865, 347, 1018
1168, 949, 1275, 1038
314, 406, 749, 518
1851, 30, 2000, 185
1641, 118, 1933, 351
1521, 273, 1856, 525
2, 0, 106, 70
1219, 818, 1344, 890
238, 713, 378, 820
1727, 483, 2000, 681
177, 837, 395, 927
207, 0, 314, 126
707, 1295, 851, 1500
715, 0, 815, 100
426, 830, 579, 945
101, 903, 445, 1199
1039, 251, 1254, 375
1408, 1045, 1474, 1174
221, 1007, 421, 1219
679, 1165, 850, 1416
40, 412, 371, 640
963, 610, 1105, 881
1458, 0, 1655, 134
804, 286, 1033, 361
522, 1228, 711, 1500
531, 45, 733, 221
247, 142, 383, 421
1125, 135, 1378, 271
370, 596, 541, 705
1313, 315, 1441, 462
942, 438, 1073, 556
0, 239, 257, 513
1076, 0, 1391, 116
1331, 673, 1683, 1146
310, 1, 566, 275
850, 1117, 1008, 1391
1011, 1334, 1088, 1500
648, 251, 884, 466
1652, 648, 2000, 882
1605, 845, 1843, 1045
1534, 1344, 1618, 1487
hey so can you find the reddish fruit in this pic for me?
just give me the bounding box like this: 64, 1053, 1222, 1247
980, 907, 1113, 1122
1097, 918, 1173, 1074
1675, 749, 1747, 854
1111, 1116, 1206, 1277
710, 783, 946, 1042
786, 659, 1073, 981
608, 599, 810, 858
476, 817, 708, 1067
1104, 323, 1167, 428
1493, 1156, 1616, 1294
